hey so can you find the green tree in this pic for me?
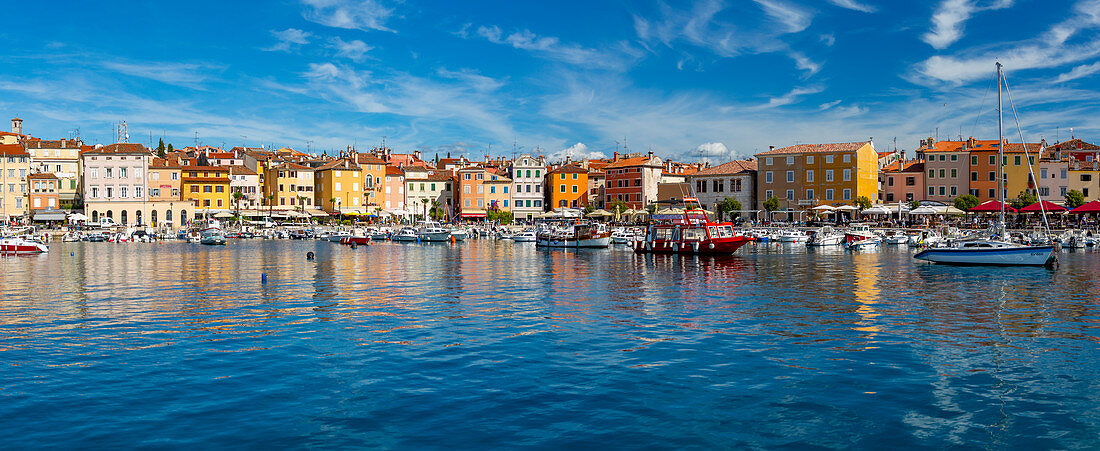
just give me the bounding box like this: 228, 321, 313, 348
420, 198, 429, 219
1066, 189, 1086, 209
763, 196, 780, 212
266, 193, 275, 220
908, 199, 921, 210
429, 200, 443, 220
297, 195, 307, 214
609, 199, 628, 214
954, 194, 980, 211
1010, 190, 1038, 210
582, 204, 595, 215
167, 143, 174, 152
487, 209, 514, 224
329, 197, 337, 212
854, 196, 872, 210
646, 204, 657, 215
718, 197, 741, 220
156, 138, 166, 158
233, 191, 244, 223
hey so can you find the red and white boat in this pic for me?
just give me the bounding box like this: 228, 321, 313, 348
0, 236, 49, 254
633, 208, 753, 254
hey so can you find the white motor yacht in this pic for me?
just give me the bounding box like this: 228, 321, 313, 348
806, 226, 844, 246
392, 227, 420, 242
777, 229, 809, 243
512, 230, 538, 242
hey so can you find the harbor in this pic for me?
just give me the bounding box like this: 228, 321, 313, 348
2, 239, 1099, 447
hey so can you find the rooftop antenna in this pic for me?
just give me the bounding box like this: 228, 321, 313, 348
381, 135, 386, 150
194, 131, 199, 147
1056, 126, 1060, 143
306, 140, 313, 153
241, 135, 247, 148
116, 121, 129, 143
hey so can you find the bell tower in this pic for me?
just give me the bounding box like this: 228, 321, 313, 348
11, 117, 23, 135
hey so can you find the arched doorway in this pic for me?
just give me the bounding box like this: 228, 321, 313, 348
180, 210, 187, 226
166, 210, 173, 223
92, 211, 99, 221
106, 210, 113, 219
120, 210, 128, 224
150, 210, 157, 226
135, 210, 142, 225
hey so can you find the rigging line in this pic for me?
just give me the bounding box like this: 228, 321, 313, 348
1002, 70, 1051, 234
971, 71, 996, 138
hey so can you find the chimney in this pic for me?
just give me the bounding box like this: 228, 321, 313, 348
61, 139, 66, 148
11, 118, 22, 135
647, 150, 653, 160
414, 150, 421, 161
769, 146, 775, 152
613, 151, 619, 161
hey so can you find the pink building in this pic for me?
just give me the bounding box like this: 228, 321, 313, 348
383, 165, 406, 211
881, 160, 925, 204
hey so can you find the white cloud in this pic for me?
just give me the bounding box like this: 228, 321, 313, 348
764, 86, 824, 108
474, 25, 632, 69
267, 28, 313, 52
827, 0, 876, 13
549, 142, 606, 162
329, 37, 372, 61
754, 0, 813, 33
819, 100, 842, 110
1055, 61, 1100, 82
922, 0, 1014, 50
300, 0, 395, 33
696, 142, 729, 156
100, 60, 215, 88
820, 34, 836, 46
914, 0, 1100, 84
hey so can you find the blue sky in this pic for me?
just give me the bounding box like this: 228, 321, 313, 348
2, 0, 1099, 162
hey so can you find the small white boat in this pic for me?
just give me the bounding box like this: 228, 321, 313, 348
450, 228, 470, 241
846, 236, 880, 250
512, 230, 537, 242
392, 227, 419, 242
807, 226, 843, 246
881, 230, 909, 245
777, 229, 809, 243
0, 236, 49, 254
62, 231, 83, 242
416, 221, 451, 242
914, 240, 1055, 266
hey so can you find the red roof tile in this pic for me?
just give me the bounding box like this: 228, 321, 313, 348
0, 143, 28, 156
692, 159, 757, 176
756, 141, 869, 156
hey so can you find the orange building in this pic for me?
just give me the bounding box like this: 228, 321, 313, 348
27, 172, 59, 212
548, 164, 589, 208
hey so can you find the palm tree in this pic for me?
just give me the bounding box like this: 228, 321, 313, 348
266, 193, 275, 220
420, 198, 429, 220
430, 200, 442, 220
233, 191, 244, 224
329, 197, 337, 212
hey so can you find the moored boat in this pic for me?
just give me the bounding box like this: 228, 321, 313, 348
0, 236, 49, 254
537, 221, 611, 248
633, 209, 752, 254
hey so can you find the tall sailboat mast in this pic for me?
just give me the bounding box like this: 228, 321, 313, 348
997, 62, 1005, 226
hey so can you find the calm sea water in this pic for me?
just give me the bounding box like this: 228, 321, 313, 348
2, 239, 1099, 448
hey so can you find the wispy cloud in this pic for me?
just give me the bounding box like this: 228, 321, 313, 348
1055, 61, 1100, 82
549, 142, 606, 162
474, 25, 633, 70
100, 60, 217, 88
267, 28, 313, 52
922, 0, 1014, 50
329, 36, 372, 61
914, 0, 1100, 84
300, 0, 396, 33
819, 100, 842, 110
764, 86, 824, 108
754, 0, 813, 33
827, 0, 877, 13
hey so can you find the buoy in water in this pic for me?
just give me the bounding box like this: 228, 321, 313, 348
350, 242, 357, 249
450, 235, 456, 245
262, 273, 267, 284
306, 251, 315, 260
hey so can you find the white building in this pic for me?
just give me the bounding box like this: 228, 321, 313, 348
686, 160, 758, 215
510, 154, 546, 221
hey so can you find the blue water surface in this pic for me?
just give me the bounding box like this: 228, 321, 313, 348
1, 240, 1098, 448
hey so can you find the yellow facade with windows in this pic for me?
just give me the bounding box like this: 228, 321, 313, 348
314, 159, 363, 213
181, 165, 231, 212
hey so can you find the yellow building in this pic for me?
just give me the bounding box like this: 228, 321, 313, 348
181, 165, 231, 213
263, 162, 315, 210
484, 171, 513, 212
355, 153, 388, 209
1002, 142, 1042, 200
755, 140, 878, 212
149, 157, 183, 202
548, 164, 589, 209
314, 159, 363, 213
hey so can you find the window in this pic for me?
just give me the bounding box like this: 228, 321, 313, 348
886, 193, 894, 202
988, 171, 996, 181
504, 200, 509, 208
825, 170, 833, 182
105, 168, 112, 178
806, 189, 814, 200
786, 171, 794, 183
971, 172, 978, 181
464, 199, 470, 207
843, 188, 851, 200
204, 186, 212, 193
572, 185, 578, 193
215, 186, 224, 193
490, 186, 496, 194
765, 190, 773, 200
786, 156, 794, 165
1062, 169, 1068, 179
806, 156, 814, 164
1041, 168, 1048, 179
786, 189, 794, 200
503, 186, 509, 194
560, 173, 566, 180
1014, 156, 1021, 165
476, 185, 483, 194
906, 176, 916, 186
535, 185, 541, 193
989, 155, 996, 165
928, 169, 934, 179
1061, 186, 1068, 196
806, 170, 814, 182
951, 155, 958, 161
135, 187, 142, 198
950, 186, 957, 196
91, 187, 99, 198
989, 188, 996, 198
939, 186, 946, 196
560, 184, 566, 193
534, 200, 542, 207
191, 185, 199, 193
888, 176, 895, 187
843, 154, 851, 163
171, 188, 179, 197
766, 157, 773, 166
120, 186, 128, 198
119, 168, 127, 178
951, 169, 957, 178
1086, 188, 1092, 198
825, 155, 834, 164
825, 189, 833, 200
572, 173, 578, 180
971, 156, 978, 165
843, 169, 851, 181
765, 171, 773, 183
928, 186, 935, 196
1082, 174, 1093, 182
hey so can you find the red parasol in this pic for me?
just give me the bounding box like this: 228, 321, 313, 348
967, 200, 1017, 213
1018, 200, 1067, 213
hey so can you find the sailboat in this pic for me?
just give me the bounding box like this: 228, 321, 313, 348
914, 63, 1056, 267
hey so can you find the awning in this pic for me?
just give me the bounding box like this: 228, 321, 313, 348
460, 210, 487, 218
32, 211, 67, 221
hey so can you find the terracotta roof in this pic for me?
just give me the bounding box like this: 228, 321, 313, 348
0, 143, 28, 156
355, 154, 387, 165
1002, 142, 1043, 153
82, 143, 150, 155
691, 159, 757, 176
1054, 138, 1100, 151
273, 162, 313, 171
882, 160, 925, 173
756, 141, 869, 156
208, 152, 235, 159
27, 172, 58, 179
227, 165, 257, 176
549, 163, 589, 174
22, 139, 82, 149
605, 156, 661, 169
182, 165, 229, 172
316, 159, 361, 171
385, 165, 404, 176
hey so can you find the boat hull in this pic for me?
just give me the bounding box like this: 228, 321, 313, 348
0, 240, 48, 254
341, 237, 371, 245
537, 236, 611, 248
418, 233, 451, 242
634, 236, 753, 254
914, 245, 1056, 266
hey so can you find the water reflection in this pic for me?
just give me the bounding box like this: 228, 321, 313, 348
0, 240, 1098, 447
